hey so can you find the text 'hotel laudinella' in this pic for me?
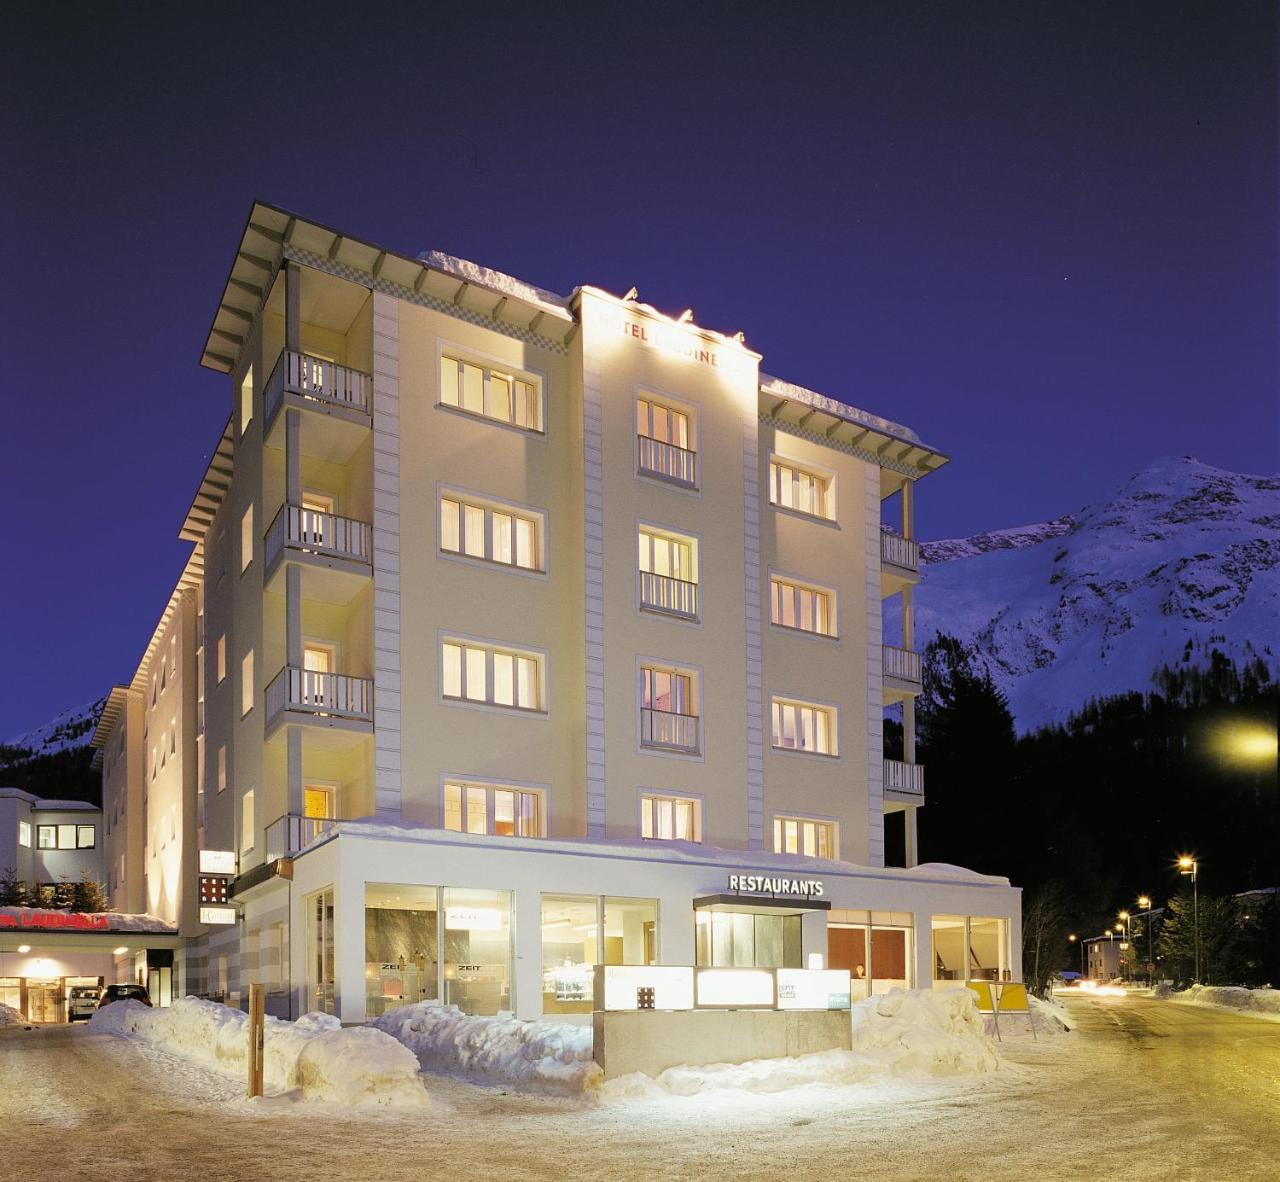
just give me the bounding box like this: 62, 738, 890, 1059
89, 202, 1021, 1025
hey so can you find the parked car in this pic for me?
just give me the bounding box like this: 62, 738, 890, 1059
97, 984, 152, 1009
67, 986, 101, 1022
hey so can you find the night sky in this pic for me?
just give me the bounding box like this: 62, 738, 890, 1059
2, 2, 1275, 735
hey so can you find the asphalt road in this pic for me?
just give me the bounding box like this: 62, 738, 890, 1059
1, 994, 1278, 1182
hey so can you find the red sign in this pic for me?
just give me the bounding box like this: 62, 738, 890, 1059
0, 912, 111, 931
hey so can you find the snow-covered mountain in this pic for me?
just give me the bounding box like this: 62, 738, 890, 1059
901, 457, 1279, 731
3, 698, 105, 760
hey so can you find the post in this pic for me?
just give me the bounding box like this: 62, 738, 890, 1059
247, 982, 265, 1098
1192, 874, 1200, 984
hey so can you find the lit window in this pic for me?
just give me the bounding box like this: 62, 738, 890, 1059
241, 788, 255, 853
439, 355, 543, 432
638, 527, 699, 618
241, 650, 255, 717
216, 635, 227, 683
239, 366, 254, 435
442, 639, 541, 711
636, 395, 696, 485
439, 493, 542, 571
77, 825, 95, 849
18, 821, 31, 848
641, 793, 701, 842
443, 781, 543, 837
640, 665, 700, 753
770, 576, 836, 637
770, 697, 837, 756
304, 785, 334, 820
769, 457, 833, 520
241, 505, 254, 572
56, 824, 77, 850
217, 745, 227, 793
773, 815, 836, 859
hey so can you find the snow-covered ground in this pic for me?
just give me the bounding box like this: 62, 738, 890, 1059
4, 993, 1278, 1181
1152, 982, 1280, 1021
91, 997, 427, 1106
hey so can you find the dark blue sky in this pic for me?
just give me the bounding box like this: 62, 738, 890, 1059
2, 1, 1275, 736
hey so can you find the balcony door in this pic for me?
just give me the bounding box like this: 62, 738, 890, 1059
302, 643, 335, 706
300, 491, 335, 547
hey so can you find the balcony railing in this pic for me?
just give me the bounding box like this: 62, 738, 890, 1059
883, 645, 922, 686
638, 435, 698, 487
880, 531, 920, 573
264, 813, 336, 861
265, 504, 372, 570
884, 758, 925, 796
265, 349, 372, 423
265, 666, 373, 725
641, 707, 701, 753
639, 570, 699, 619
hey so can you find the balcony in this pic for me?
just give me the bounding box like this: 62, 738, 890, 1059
265, 666, 373, 737
880, 530, 921, 597
265, 349, 372, 426
266, 504, 372, 579
883, 758, 925, 798
639, 570, 699, 620
264, 813, 337, 861
637, 435, 697, 488
882, 645, 923, 704
641, 707, 701, 754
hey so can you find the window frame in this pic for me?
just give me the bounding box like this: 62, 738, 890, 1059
440, 776, 548, 839
635, 388, 700, 491
636, 521, 702, 623
437, 346, 546, 436
640, 791, 703, 843
768, 570, 839, 640
772, 813, 839, 860
437, 485, 547, 577
767, 453, 837, 523
240, 504, 255, 573
439, 633, 548, 716
18, 820, 31, 848
769, 694, 839, 758
637, 657, 703, 758
36, 824, 56, 850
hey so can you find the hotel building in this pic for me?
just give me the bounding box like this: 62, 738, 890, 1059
84, 202, 1020, 1023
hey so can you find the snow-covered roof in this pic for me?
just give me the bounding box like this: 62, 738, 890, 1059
0, 788, 99, 813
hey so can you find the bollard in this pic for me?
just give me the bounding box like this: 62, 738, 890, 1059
247, 983, 265, 1098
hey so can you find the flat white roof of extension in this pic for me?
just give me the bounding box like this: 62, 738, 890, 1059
202, 202, 948, 483
0, 787, 99, 813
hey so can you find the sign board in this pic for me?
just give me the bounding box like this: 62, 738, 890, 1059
198, 876, 230, 906
199, 850, 237, 875
776, 968, 853, 1011
727, 874, 825, 898
0, 911, 109, 931
444, 907, 502, 932
199, 905, 237, 926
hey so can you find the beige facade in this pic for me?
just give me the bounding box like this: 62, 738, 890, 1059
88, 202, 993, 1014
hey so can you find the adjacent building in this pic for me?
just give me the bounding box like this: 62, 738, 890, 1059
86, 202, 1021, 1023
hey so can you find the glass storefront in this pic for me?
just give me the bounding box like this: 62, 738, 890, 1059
541, 894, 657, 1016
827, 910, 914, 998
931, 914, 1010, 988
307, 886, 335, 1014
364, 883, 512, 1017
695, 909, 803, 968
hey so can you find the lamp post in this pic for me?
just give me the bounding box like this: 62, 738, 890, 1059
1118, 911, 1131, 981
1178, 856, 1199, 983
1069, 933, 1083, 978
1137, 895, 1153, 985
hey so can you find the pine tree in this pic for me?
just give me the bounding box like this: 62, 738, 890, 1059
0, 866, 28, 907
1157, 891, 1242, 985
71, 873, 110, 913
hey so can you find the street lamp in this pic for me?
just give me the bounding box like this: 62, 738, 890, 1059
1178, 855, 1200, 983
1136, 895, 1154, 985
1117, 911, 1131, 980
1068, 933, 1083, 977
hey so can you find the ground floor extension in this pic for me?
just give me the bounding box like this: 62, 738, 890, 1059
222, 824, 1022, 1024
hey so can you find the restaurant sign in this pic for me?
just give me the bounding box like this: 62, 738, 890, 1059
0, 911, 110, 931
727, 875, 825, 898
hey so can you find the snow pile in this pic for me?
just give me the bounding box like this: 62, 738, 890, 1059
850, 987, 1002, 1075
371, 1003, 600, 1095
0, 1002, 26, 1026
1169, 984, 1280, 1017
605, 1048, 885, 1098
1028, 994, 1074, 1034
90, 997, 427, 1106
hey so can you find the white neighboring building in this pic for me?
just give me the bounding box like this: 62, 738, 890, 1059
88, 203, 1022, 1024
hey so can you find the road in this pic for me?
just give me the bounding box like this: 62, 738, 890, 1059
2, 994, 1278, 1182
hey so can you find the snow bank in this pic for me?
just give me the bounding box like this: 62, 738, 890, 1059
0, 1002, 26, 1027
1028, 994, 1074, 1033
850, 987, 1002, 1074
371, 1003, 600, 1095
90, 997, 426, 1106
1166, 984, 1280, 1017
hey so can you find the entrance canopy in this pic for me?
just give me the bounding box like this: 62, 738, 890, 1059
694, 894, 831, 917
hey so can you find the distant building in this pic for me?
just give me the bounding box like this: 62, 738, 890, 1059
1085, 935, 1123, 980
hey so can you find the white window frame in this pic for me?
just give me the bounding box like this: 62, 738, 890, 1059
241, 650, 255, 718
640, 792, 703, 843
768, 453, 836, 522
637, 522, 701, 622
217, 745, 227, 793
239, 366, 254, 436
18, 820, 31, 848
770, 694, 839, 757
635, 389, 699, 489
437, 486, 546, 575
438, 350, 545, 434
440, 777, 547, 838
240, 504, 254, 573
216, 634, 227, 683
638, 659, 703, 757
769, 571, 838, 639
773, 813, 838, 859
439, 633, 546, 715
241, 788, 255, 854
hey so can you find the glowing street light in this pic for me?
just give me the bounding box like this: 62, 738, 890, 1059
1178, 855, 1200, 983
1136, 895, 1155, 985
1068, 932, 1083, 977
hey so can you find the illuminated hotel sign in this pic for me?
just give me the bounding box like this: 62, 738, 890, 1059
727, 875, 825, 898
619, 319, 721, 369
0, 911, 110, 931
